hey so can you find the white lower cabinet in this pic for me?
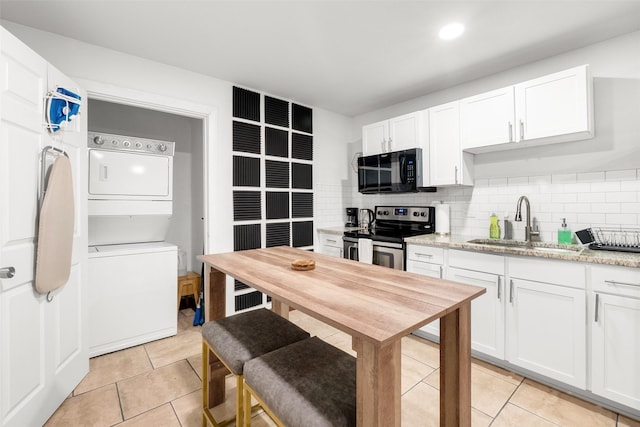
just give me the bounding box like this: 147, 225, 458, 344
448, 250, 505, 359
406, 244, 444, 337
405, 243, 640, 414
591, 265, 640, 410
506, 257, 586, 389
317, 232, 343, 258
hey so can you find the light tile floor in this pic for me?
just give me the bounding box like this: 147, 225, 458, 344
45, 308, 640, 427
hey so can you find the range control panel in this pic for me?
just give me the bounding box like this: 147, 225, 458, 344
87, 132, 175, 156
375, 206, 434, 223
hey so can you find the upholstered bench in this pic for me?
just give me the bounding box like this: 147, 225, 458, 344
201, 309, 310, 427
243, 336, 357, 427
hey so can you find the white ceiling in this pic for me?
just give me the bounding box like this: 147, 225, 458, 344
2, 1, 640, 117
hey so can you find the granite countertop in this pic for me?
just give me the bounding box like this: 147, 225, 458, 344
317, 226, 361, 235
405, 234, 640, 268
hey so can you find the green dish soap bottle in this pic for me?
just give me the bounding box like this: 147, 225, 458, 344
489, 213, 500, 239
558, 218, 572, 244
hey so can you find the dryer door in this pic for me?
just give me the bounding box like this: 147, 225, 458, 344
88, 150, 172, 200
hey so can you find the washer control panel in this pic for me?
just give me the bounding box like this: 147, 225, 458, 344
87, 132, 175, 156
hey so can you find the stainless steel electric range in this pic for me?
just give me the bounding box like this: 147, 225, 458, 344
343, 205, 435, 270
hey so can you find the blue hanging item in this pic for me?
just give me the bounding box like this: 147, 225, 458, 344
46, 87, 81, 132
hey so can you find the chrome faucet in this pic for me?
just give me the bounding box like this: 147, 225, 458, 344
515, 196, 540, 246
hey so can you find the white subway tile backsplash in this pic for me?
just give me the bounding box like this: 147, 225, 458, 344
605, 169, 637, 181
577, 213, 607, 223
606, 192, 637, 203
605, 213, 638, 225
341, 169, 639, 244
591, 181, 621, 193
621, 203, 640, 214
508, 176, 529, 185
577, 192, 605, 203
551, 173, 577, 184
577, 171, 605, 182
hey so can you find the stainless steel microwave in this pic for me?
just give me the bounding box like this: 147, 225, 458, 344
358, 148, 423, 193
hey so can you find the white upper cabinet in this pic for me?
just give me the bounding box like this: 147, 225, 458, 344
460, 65, 593, 153
428, 101, 473, 186
460, 86, 516, 150
362, 111, 426, 156
515, 64, 593, 144
362, 120, 389, 156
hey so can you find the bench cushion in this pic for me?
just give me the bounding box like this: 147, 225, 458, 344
202, 308, 310, 375
244, 336, 356, 427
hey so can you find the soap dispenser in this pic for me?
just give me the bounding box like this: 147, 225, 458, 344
558, 218, 572, 244
490, 213, 500, 239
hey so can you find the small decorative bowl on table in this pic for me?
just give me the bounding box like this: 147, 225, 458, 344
291, 259, 316, 271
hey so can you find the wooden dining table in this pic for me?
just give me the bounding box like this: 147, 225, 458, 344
199, 246, 485, 427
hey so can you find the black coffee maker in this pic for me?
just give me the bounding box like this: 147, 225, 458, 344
345, 207, 358, 227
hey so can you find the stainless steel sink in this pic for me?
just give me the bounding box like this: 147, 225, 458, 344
466, 239, 584, 255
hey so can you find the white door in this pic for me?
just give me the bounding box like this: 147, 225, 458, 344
388, 111, 424, 152
515, 65, 591, 141
406, 258, 443, 338
449, 267, 505, 359
460, 86, 515, 150
428, 101, 460, 186
591, 293, 640, 409
88, 149, 171, 198
0, 28, 88, 427
362, 120, 388, 156
506, 278, 586, 388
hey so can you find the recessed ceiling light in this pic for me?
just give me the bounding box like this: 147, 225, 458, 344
439, 22, 465, 40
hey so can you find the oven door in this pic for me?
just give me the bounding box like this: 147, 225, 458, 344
88, 149, 173, 200
343, 237, 404, 270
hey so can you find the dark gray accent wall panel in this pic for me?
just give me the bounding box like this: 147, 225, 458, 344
265, 96, 289, 128
292, 193, 313, 218
233, 224, 261, 251
265, 160, 289, 188
235, 279, 250, 291
233, 121, 261, 154
292, 163, 313, 189
292, 221, 314, 247
266, 222, 290, 247
233, 191, 261, 221
292, 133, 313, 161
233, 156, 260, 187
235, 291, 263, 311
265, 127, 288, 158
266, 192, 290, 219
292, 103, 313, 133
233, 87, 260, 122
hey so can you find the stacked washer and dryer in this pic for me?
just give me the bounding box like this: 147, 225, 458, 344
87, 132, 178, 357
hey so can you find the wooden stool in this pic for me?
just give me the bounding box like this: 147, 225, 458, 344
201, 309, 310, 427
178, 271, 201, 310
243, 336, 356, 427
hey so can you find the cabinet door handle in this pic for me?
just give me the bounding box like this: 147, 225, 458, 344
604, 279, 640, 288
415, 253, 433, 258
0, 266, 15, 279
497, 276, 502, 300
594, 293, 600, 322
509, 279, 514, 304
326, 239, 337, 243
519, 120, 524, 140
508, 122, 513, 142
439, 265, 443, 279
454, 165, 459, 184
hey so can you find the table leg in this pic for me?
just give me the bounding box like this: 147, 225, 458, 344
204, 265, 226, 323
352, 337, 401, 427
440, 303, 472, 427
271, 299, 290, 319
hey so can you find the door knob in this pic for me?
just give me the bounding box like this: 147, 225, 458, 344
0, 266, 15, 279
